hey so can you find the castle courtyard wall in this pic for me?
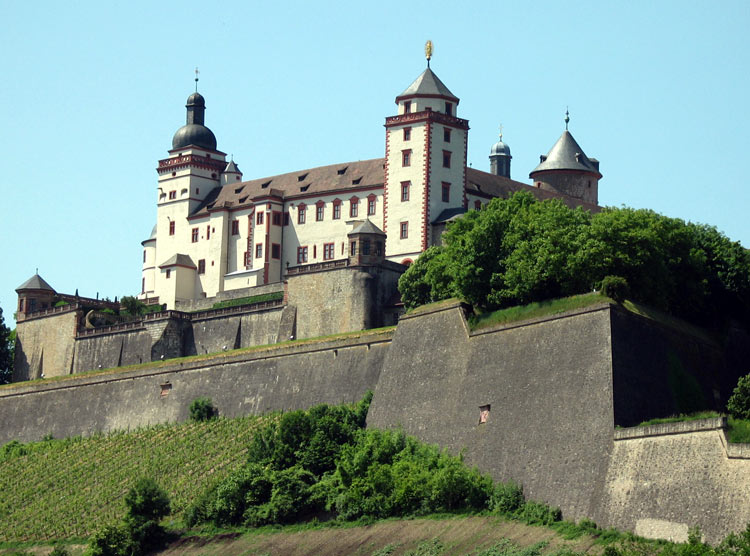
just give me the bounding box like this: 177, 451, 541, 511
14, 309, 79, 381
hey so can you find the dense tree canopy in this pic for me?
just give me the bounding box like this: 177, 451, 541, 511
0, 307, 13, 384
398, 192, 750, 327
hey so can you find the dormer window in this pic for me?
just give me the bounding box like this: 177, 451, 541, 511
445, 102, 453, 116
404, 101, 412, 114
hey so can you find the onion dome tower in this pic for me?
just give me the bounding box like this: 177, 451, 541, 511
529, 110, 601, 204
489, 127, 511, 178
171, 92, 217, 151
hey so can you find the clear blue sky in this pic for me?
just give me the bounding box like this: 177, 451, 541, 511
2, 0, 749, 326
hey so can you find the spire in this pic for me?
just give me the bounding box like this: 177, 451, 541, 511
425, 40, 433, 68
564, 108, 570, 131
194, 67, 200, 92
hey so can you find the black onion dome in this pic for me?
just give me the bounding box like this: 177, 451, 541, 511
186, 92, 205, 106
171, 92, 217, 150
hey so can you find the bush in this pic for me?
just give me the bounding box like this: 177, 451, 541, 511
517, 500, 562, 526
49, 546, 70, 556
189, 397, 216, 422
87, 523, 132, 556
490, 480, 524, 515
125, 477, 170, 523
600, 275, 629, 304
728, 375, 750, 420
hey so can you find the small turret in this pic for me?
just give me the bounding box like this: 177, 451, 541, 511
489, 127, 511, 178
221, 158, 242, 185
16, 273, 56, 319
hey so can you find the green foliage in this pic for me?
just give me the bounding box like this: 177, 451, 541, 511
490, 480, 524, 515
728, 374, 750, 420
120, 296, 146, 316
87, 524, 132, 556
475, 539, 549, 556
728, 417, 750, 443
49, 546, 70, 556
210, 291, 284, 310
0, 307, 13, 384
125, 477, 170, 522
54, 300, 69, 308
516, 501, 562, 526
470, 293, 604, 330
402, 538, 444, 556
600, 276, 629, 303
1, 439, 29, 460
189, 397, 216, 422
397, 192, 750, 328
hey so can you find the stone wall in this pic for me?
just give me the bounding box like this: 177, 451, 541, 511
0, 328, 392, 444
13, 309, 79, 381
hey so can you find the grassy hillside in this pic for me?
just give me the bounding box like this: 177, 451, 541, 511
0, 415, 272, 542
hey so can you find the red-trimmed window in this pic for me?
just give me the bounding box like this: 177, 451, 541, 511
297, 246, 308, 263
444, 127, 451, 143
402, 149, 412, 167
166, 269, 171, 279
400, 221, 408, 239
191, 228, 199, 243
442, 182, 450, 203
367, 195, 376, 216
283, 212, 290, 226
401, 181, 410, 202
256, 212, 264, 225
404, 101, 412, 114
169, 190, 176, 200
445, 102, 453, 116
206, 225, 211, 240
350, 197, 359, 218
272, 211, 282, 226
169, 221, 175, 236
231, 220, 239, 235
475, 200, 481, 210
403, 127, 411, 141
255, 243, 263, 259
271, 243, 281, 259
298, 204, 306, 224
350, 241, 357, 256
316, 201, 325, 221
333, 199, 342, 220
198, 259, 206, 274
313, 245, 317, 258
323, 242, 335, 260
442, 150, 451, 168
243, 251, 251, 267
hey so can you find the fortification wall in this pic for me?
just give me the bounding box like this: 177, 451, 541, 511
595, 419, 750, 544
0, 329, 392, 444
188, 306, 284, 355
13, 309, 79, 381
73, 328, 152, 373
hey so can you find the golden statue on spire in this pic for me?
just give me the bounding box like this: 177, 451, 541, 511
425, 40, 433, 67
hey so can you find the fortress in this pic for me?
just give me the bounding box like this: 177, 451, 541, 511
5, 51, 750, 544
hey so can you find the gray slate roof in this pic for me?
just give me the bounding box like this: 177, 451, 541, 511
349, 219, 386, 236
224, 160, 241, 174
159, 254, 196, 269
432, 207, 467, 224
16, 274, 55, 292
530, 130, 601, 176
397, 68, 458, 102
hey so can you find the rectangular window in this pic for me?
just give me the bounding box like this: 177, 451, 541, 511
350, 199, 358, 218
475, 200, 481, 210
403, 127, 411, 141
404, 101, 412, 114
255, 243, 263, 259
283, 212, 290, 226
272, 243, 281, 259
401, 181, 410, 201
313, 245, 317, 259
444, 128, 451, 143
169, 190, 176, 200
400, 221, 408, 239
442, 150, 451, 168
141, 278, 145, 294
231, 220, 239, 235
368, 197, 376, 216
191, 228, 199, 243
362, 239, 371, 255
256, 212, 264, 225
316, 204, 324, 221
169, 221, 175, 236
333, 202, 341, 220
402, 149, 411, 167
198, 259, 205, 274
445, 102, 453, 116
244, 251, 251, 267
143, 250, 146, 263
297, 246, 308, 263
166, 269, 171, 279
323, 242, 335, 260
206, 225, 211, 240
350, 241, 356, 256
298, 205, 306, 224
272, 211, 282, 226
442, 182, 450, 202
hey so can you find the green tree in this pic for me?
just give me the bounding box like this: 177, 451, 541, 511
0, 307, 13, 384
120, 295, 146, 317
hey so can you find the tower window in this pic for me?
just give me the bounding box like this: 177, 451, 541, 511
298, 204, 306, 224
403, 127, 411, 141
400, 222, 408, 239
444, 128, 451, 143
169, 221, 175, 235
350, 197, 359, 218
442, 150, 451, 168
166, 269, 171, 279
442, 182, 451, 203
402, 149, 412, 167
231, 220, 239, 235
350, 241, 357, 256
256, 212, 264, 225
323, 242, 335, 260
198, 259, 205, 274
191, 228, 199, 243
206, 225, 211, 240
367, 195, 376, 216
445, 102, 453, 116
404, 101, 412, 114
401, 181, 410, 201
272, 211, 282, 226
169, 190, 176, 200
272, 243, 281, 259
362, 239, 371, 255
297, 246, 308, 263
143, 250, 146, 263
255, 243, 263, 259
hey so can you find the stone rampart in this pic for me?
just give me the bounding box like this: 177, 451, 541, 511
13, 308, 79, 381
0, 328, 392, 444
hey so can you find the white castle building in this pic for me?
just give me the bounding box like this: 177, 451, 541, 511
140, 53, 602, 309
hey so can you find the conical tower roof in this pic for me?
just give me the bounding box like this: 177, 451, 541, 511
16, 273, 55, 293
530, 130, 601, 177
397, 67, 458, 102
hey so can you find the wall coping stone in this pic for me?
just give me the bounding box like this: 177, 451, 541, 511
470, 302, 613, 337
614, 417, 726, 440
399, 299, 469, 321
0, 328, 394, 399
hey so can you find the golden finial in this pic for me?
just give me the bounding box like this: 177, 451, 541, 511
425, 40, 433, 67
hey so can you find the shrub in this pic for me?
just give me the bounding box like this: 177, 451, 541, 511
125, 477, 170, 523
49, 546, 70, 556
490, 480, 524, 515
87, 523, 132, 556
517, 500, 562, 526
728, 375, 750, 420
189, 397, 216, 422
600, 275, 629, 304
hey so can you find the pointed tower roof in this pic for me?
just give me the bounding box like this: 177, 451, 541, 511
224, 160, 240, 174
16, 274, 55, 293
396, 67, 458, 103
530, 130, 601, 177
349, 219, 386, 237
